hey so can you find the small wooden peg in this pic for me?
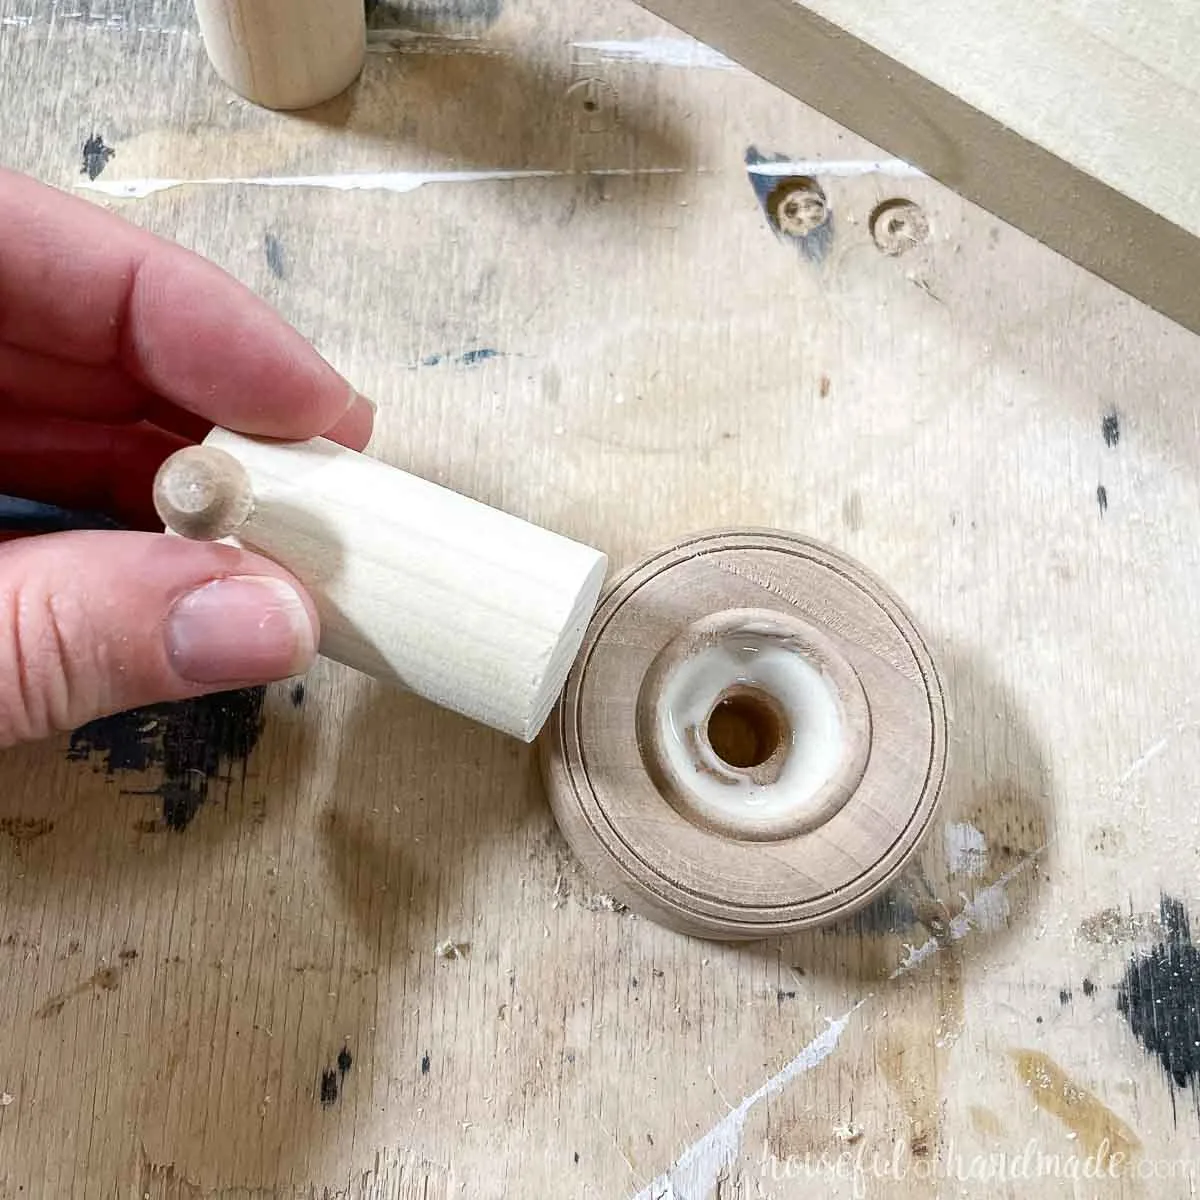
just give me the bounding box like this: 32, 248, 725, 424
153, 445, 254, 543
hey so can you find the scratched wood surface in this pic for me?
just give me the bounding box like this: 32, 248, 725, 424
3, 1, 1200, 1197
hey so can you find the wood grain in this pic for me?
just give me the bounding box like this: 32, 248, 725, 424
2, 0, 1200, 1195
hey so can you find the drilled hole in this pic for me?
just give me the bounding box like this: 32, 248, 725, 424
766, 176, 828, 239
869, 198, 929, 256
707, 690, 784, 769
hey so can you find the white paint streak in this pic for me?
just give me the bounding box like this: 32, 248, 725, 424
892, 849, 1043, 978
1116, 716, 1197, 788
10, 8, 184, 33
78, 167, 681, 200
968, 882, 1012, 932
944, 821, 988, 877
1118, 735, 1170, 784
633, 1004, 864, 1200
747, 159, 925, 179
630, 844, 1044, 1199
573, 36, 738, 72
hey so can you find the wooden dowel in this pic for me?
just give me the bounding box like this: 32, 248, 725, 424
154, 430, 608, 743
192, 0, 366, 110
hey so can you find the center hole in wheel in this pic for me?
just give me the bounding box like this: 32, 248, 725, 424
706, 688, 784, 769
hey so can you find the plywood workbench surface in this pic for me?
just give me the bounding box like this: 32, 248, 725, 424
2, 1, 1200, 1196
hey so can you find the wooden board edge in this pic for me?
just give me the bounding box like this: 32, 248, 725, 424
636, 0, 1200, 336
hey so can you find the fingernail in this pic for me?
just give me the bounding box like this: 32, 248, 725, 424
325, 391, 376, 452
165, 576, 316, 685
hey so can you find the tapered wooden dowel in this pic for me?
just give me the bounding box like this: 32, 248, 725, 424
192, 0, 366, 110
154, 430, 608, 742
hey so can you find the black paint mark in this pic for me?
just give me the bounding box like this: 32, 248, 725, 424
264, 232, 287, 280
420, 1051, 430, 1075
776, 989, 797, 1005
319, 1068, 339, 1107
1118, 895, 1200, 1101
573, 1152, 580, 1164
417, 348, 503, 368
1082, 978, 1097, 997
337, 1045, 353, 1075
81, 134, 115, 181
1097, 485, 1109, 516
1102, 411, 1120, 448
68, 688, 266, 831
459, 347, 501, 366
1059, 988, 1072, 1005
290, 682, 306, 708
745, 147, 834, 263
369, 0, 503, 31
0, 495, 123, 533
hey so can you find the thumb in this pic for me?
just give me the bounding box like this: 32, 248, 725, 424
0, 530, 319, 747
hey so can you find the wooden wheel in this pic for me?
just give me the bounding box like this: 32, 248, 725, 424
540, 529, 948, 940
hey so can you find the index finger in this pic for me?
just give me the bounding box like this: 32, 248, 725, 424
0, 168, 357, 440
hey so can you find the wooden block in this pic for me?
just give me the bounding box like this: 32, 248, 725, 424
192, 0, 366, 110
154, 431, 608, 742
540, 529, 947, 939
635, 0, 1200, 335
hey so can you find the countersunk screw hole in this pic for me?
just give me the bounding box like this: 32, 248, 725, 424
767, 176, 829, 239
870, 198, 929, 256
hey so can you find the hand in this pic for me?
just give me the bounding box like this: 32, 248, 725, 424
0, 169, 374, 746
